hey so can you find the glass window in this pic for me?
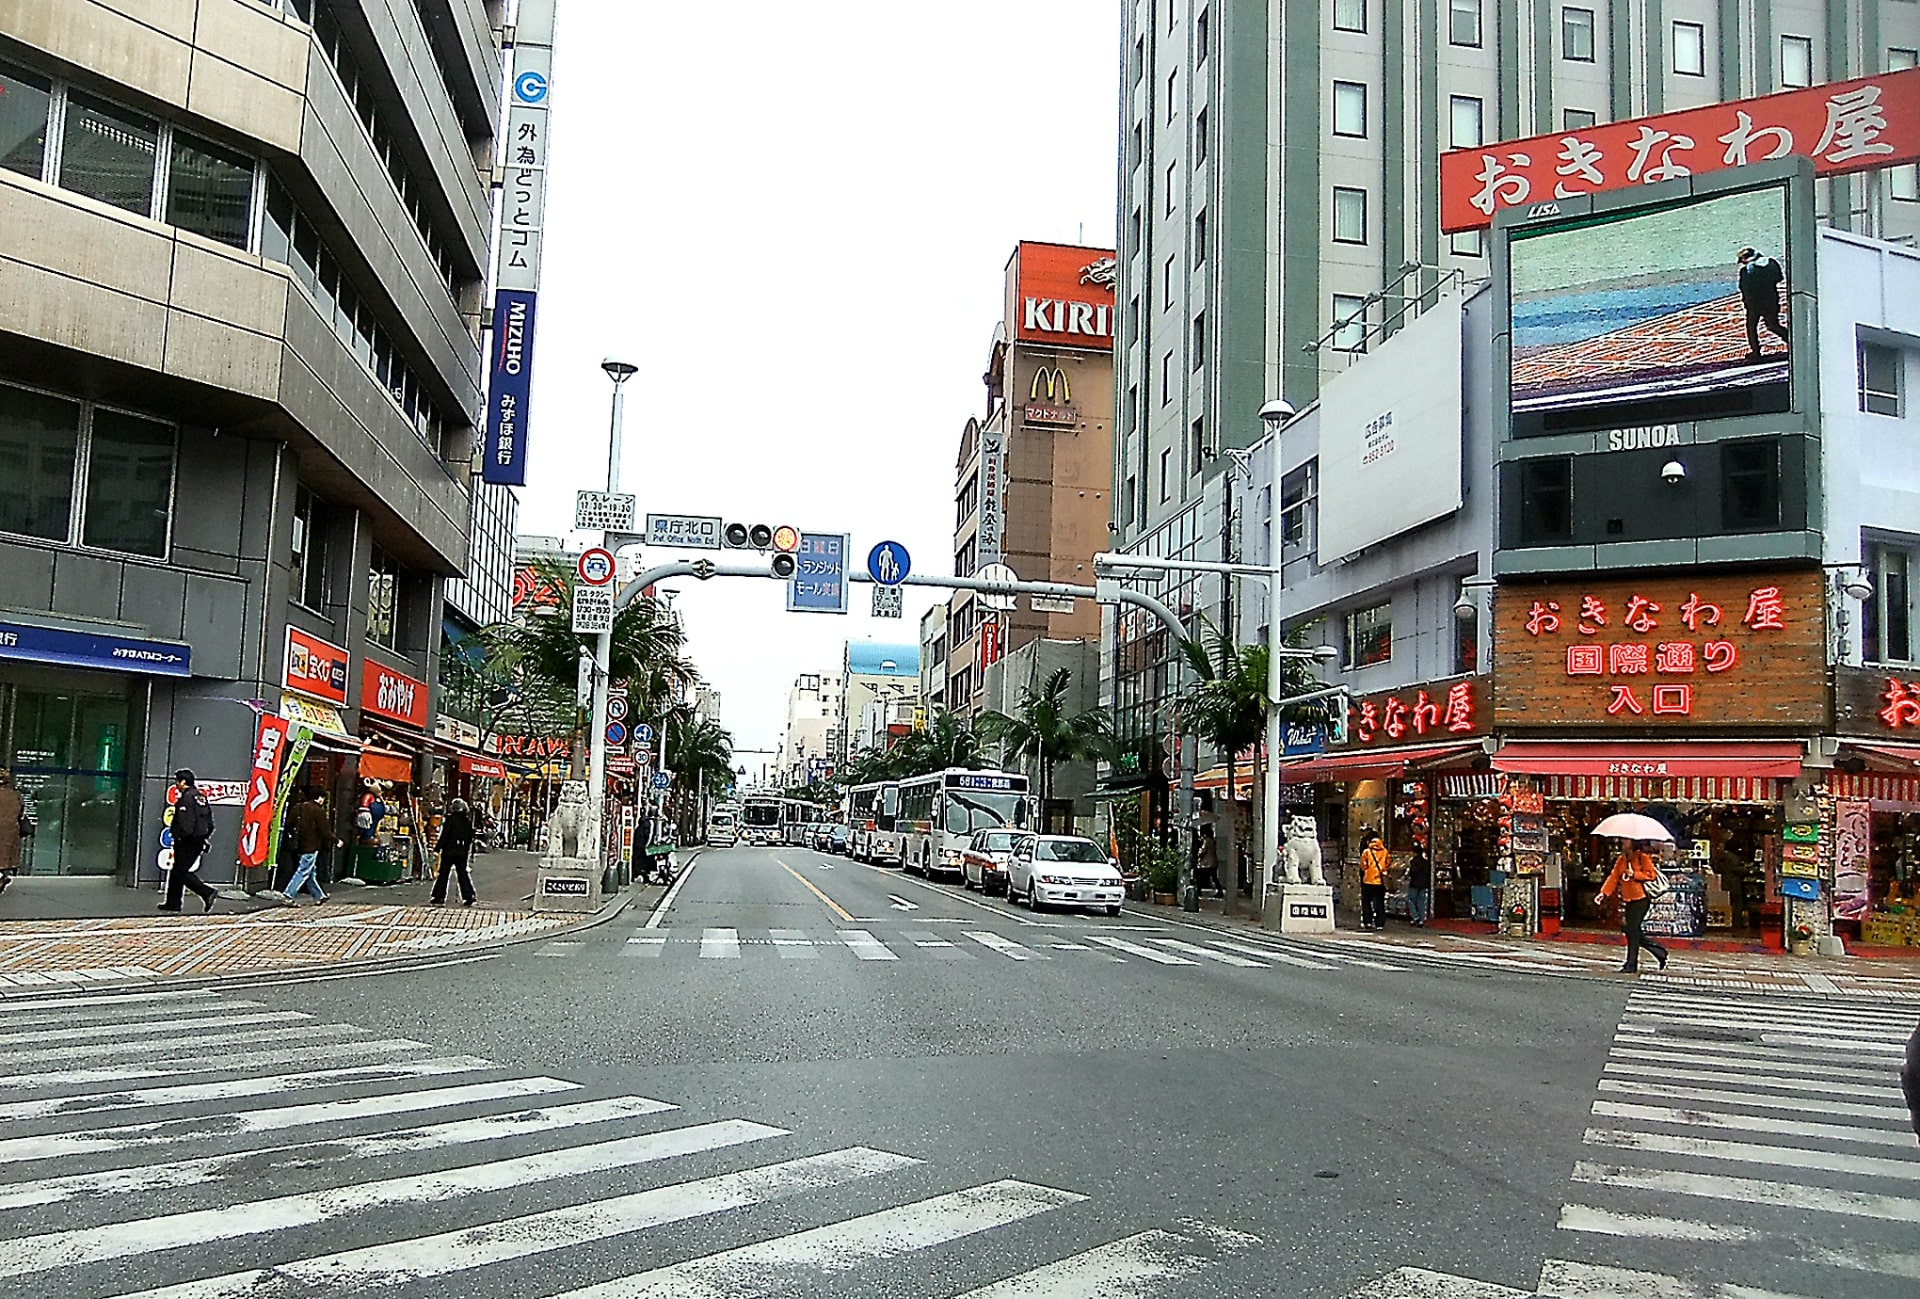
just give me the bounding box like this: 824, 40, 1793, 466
1166, 162, 1177, 213
1332, 293, 1368, 351
1167, 69, 1177, 122
1450, 0, 1481, 46
260, 179, 294, 265
1333, 81, 1367, 137
292, 487, 330, 610
1333, 186, 1367, 243
368, 546, 400, 649
1672, 22, 1706, 77
1346, 602, 1392, 667
1892, 48, 1918, 73
0, 385, 80, 542
1334, 0, 1366, 33
1197, 8, 1209, 59
0, 62, 52, 179
1454, 600, 1479, 675
59, 92, 159, 216
1195, 107, 1207, 163
1859, 343, 1902, 417
1519, 457, 1573, 543
1163, 254, 1175, 299
1865, 545, 1913, 665
1450, 228, 1484, 257
1721, 439, 1780, 531
1450, 95, 1484, 149
1161, 350, 1173, 403
1160, 447, 1171, 501
166, 129, 253, 248
1191, 310, 1205, 369
1562, 7, 1595, 61
1563, 108, 1597, 130
82, 409, 174, 557
1193, 208, 1207, 264
1780, 35, 1813, 88
1190, 417, 1205, 461
1280, 461, 1316, 551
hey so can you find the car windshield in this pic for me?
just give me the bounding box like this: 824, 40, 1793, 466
978, 831, 1017, 851
1036, 839, 1108, 864
944, 790, 1029, 836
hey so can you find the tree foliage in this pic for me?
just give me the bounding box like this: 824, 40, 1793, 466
976, 667, 1108, 807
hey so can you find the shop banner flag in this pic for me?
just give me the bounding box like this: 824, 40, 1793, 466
237, 715, 291, 868
262, 726, 316, 877
1833, 799, 1872, 922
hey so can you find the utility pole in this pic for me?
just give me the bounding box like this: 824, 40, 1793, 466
586, 358, 636, 877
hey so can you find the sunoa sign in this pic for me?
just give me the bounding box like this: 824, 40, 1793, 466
1493, 570, 1825, 728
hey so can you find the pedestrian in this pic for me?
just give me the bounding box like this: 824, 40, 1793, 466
1407, 843, 1433, 928
1360, 835, 1391, 930
161, 769, 220, 913
1904, 1019, 1919, 1141
432, 797, 477, 906
1736, 246, 1788, 360
284, 788, 337, 904
1596, 838, 1669, 972
0, 769, 29, 894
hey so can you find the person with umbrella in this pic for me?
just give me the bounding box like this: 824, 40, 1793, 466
1593, 813, 1672, 972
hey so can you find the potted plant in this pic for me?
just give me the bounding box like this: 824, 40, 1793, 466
1145, 843, 1181, 906
1789, 920, 1815, 956
1506, 901, 1531, 936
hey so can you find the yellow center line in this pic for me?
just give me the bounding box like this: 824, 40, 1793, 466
777, 859, 855, 923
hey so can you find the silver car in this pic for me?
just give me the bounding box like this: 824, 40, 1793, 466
1008, 834, 1126, 915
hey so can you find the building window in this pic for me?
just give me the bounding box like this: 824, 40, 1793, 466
0, 62, 52, 178
1865, 543, 1915, 665
1192, 310, 1206, 369
1162, 350, 1174, 403
1332, 293, 1368, 352
1133, 123, 1144, 167
1332, 186, 1367, 244
1563, 108, 1597, 130
1333, 81, 1368, 137
1167, 69, 1178, 122
1160, 448, 1172, 502
60, 91, 159, 217
1721, 439, 1781, 531
1129, 297, 1141, 344
1166, 161, 1178, 213
955, 473, 979, 528
1127, 383, 1139, 431
1562, 7, 1595, 61
0, 382, 177, 558
1134, 36, 1145, 84
1197, 7, 1209, 59
1860, 343, 1903, 417
1346, 602, 1392, 668
1124, 475, 1137, 525
1164, 254, 1176, 299
1280, 461, 1317, 552
166, 129, 255, 249
1780, 35, 1813, 88
1450, 228, 1484, 257
1672, 22, 1706, 77
82, 409, 175, 558
1195, 107, 1208, 163
1449, 95, 1484, 149
368, 547, 402, 650
1334, 0, 1366, 33
1454, 600, 1479, 675
1130, 205, 1142, 246
1191, 417, 1206, 462
1193, 209, 1207, 264
0, 386, 81, 543
1449, 0, 1481, 47
292, 488, 331, 611
1519, 457, 1573, 544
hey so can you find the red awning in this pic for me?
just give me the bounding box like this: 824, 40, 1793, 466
458, 754, 508, 779
1278, 744, 1481, 784
1844, 743, 1920, 770
1492, 741, 1803, 779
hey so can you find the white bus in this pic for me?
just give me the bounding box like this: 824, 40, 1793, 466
898, 768, 1033, 879
847, 781, 902, 865
740, 794, 781, 846
780, 798, 827, 845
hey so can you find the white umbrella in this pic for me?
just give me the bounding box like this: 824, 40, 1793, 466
1590, 812, 1674, 842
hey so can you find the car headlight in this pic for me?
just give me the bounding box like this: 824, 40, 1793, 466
1039, 874, 1067, 885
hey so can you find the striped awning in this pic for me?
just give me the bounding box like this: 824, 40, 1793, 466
1441, 773, 1504, 800
1543, 774, 1782, 804
1826, 770, 1920, 810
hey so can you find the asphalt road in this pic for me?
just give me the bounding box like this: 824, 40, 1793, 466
5, 844, 1915, 1299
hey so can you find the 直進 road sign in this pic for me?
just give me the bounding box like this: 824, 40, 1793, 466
866, 541, 910, 586
645, 514, 723, 550
575, 492, 636, 532
787, 533, 849, 614
577, 547, 615, 586
571, 585, 614, 633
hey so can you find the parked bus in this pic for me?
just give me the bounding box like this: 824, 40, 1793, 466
707, 806, 739, 847
780, 798, 828, 845
897, 768, 1033, 879
847, 780, 902, 865
740, 794, 781, 846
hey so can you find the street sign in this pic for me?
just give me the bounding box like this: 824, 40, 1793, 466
653, 772, 672, 791
577, 547, 615, 586
871, 585, 904, 618
787, 532, 850, 614
645, 513, 723, 550
867, 541, 910, 586
605, 721, 628, 747
571, 585, 613, 633
608, 754, 636, 775
634, 745, 652, 764
1028, 592, 1076, 614
575, 491, 636, 532
977, 562, 1018, 612
633, 723, 654, 743
605, 694, 629, 722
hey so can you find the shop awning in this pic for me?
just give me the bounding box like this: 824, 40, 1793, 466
1278, 743, 1482, 784
1491, 741, 1803, 779
458, 754, 508, 779
359, 747, 415, 783
1842, 743, 1920, 770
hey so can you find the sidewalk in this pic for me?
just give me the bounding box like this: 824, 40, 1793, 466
1129, 893, 1920, 998
0, 849, 677, 995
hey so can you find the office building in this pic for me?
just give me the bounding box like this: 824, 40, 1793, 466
776, 671, 840, 788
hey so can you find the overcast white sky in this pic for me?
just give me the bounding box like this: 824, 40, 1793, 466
519, 3, 1120, 765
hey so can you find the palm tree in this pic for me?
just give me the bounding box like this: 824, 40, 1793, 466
902, 710, 984, 776
977, 667, 1107, 818
665, 716, 734, 841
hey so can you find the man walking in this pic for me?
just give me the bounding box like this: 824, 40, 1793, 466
1597, 839, 1668, 973
284, 788, 336, 904
162, 769, 219, 913
1407, 843, 1433, 928
1736, 246, 1788, 359
432, 797, 477, 906
1360, 835, 1391, 931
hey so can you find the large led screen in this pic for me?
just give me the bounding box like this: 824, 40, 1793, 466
1508, 184, 1793, 436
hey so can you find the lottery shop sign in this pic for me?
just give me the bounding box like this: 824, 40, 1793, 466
1336, 675, 1488, 748
1493, 571, 1825, 729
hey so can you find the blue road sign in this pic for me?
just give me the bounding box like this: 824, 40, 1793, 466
788, 533, 850, 614
604, 721, 628, 747
653, 772, 672, 791
633, 723, 654, 743
867, 541, 911, 586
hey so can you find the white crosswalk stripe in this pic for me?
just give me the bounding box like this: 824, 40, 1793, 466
13, 988, 1259, 1298
1541, 987, 1920, 1296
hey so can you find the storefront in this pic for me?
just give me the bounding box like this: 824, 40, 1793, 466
1829, 668, 1920, 948
358, 660, 431, 883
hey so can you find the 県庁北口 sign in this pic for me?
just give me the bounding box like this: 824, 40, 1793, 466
1493, 570, 1826, 728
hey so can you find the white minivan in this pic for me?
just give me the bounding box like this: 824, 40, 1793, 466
1007, 834, 1126, 916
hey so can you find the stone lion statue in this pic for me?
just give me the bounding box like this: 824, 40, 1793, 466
546, 780, 596, 862
1281, 815, 1326, 886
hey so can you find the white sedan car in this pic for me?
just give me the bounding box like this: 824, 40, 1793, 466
1008, 834, 1126, 915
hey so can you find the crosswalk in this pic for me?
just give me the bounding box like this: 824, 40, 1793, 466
1539, 986, 1920, 1298
0, 986, 1261, 1298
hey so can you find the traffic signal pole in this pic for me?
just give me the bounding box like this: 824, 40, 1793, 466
586, 371, 630, 881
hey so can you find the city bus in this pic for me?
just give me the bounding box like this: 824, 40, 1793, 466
897, 768, 1033, 879
847, 780, 902, 866
740, 794, 781, 846
780, 798, 828, 846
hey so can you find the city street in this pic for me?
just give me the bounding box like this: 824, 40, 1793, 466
4, 847, 1915, 1299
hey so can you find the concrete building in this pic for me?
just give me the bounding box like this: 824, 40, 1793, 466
775, 671, 839, 788
947, 241, 1115, 715
1109, 0, 1920, 779
980, 637, 1105, 834
839, 642, 919, 764
0, 1, 506, 884
919, 600, 949, 714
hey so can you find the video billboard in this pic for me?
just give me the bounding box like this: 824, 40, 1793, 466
1507, 183, 1794, 437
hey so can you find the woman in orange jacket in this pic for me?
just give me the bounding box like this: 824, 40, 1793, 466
1596, 839, 1669, 972
1359, 836, 1391, 931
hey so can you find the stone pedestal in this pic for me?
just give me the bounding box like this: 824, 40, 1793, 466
534, 858, 601, 912
1262, 883, 1335, 933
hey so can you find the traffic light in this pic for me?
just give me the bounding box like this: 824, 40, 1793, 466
771, 553, 796, 578
723, 522, 796, 552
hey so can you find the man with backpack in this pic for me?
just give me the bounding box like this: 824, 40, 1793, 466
161, 769, 219, 913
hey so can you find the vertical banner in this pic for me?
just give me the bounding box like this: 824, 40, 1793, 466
483, 289, 538, 485
263, 727, 316, 877
979, 618, 1002, 671
1832, 799, 1872, 922
977, 424, 1006, 568
237, 715, 291, 868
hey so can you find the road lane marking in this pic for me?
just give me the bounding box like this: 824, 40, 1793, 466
1555, 1204, 1920, 1279
1582, 1127, 1920, 1181
836, 930, 898, 961
955, 1220, 1261, 1297
1150, 938, 1268, 968
0, 1057, 494, 1123
699, 929, 739, 959
1199, 938, 1337, 970
0, 1010, 303, 1048
625, 935, 667, 957
887, 894, 919, 911
0, 1039, 433, 1095
1602, 1059, 1904, 1100
1570, 1160, 1920, 1222
1537, 1258, 1822, 1299
1595, 1078, 1910, 1119
643, 852, 696, 929
1591, 1099, 1918, 1148
0, 1023, 364, 1066
778, 862, 855, 922
964, 931, 1045, 961
1085, 935, 1197, 965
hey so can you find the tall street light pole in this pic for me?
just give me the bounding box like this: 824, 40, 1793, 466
588, 357, 637, 874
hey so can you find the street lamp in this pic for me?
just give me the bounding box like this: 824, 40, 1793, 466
585, 359, 637, 885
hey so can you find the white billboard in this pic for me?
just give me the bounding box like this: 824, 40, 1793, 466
1315, 295, 1465, 562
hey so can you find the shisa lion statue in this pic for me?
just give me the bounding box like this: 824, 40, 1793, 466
546, 780, 597, 863
1281, 815, 1327, 886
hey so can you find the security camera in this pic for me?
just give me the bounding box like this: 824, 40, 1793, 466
1660, 460, 1687, 484
1258, 398, 1297, 430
